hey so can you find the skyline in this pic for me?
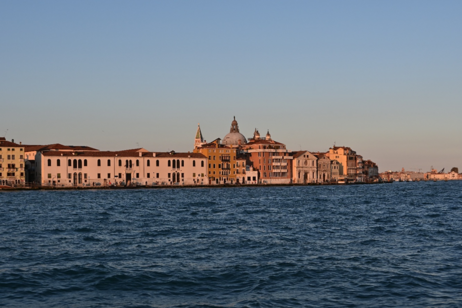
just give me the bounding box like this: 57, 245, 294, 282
1, 1, 461, 172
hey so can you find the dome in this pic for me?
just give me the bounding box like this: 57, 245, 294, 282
223, 132, 247, 146
222, 117, 247, 146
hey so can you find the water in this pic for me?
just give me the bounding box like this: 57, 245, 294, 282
1, 182, 462, 307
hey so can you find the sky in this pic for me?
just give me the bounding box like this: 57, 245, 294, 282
1, 0, 461, 172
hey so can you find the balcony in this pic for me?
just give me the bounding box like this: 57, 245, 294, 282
220, 156, 230, 162
272, 161, 287, 166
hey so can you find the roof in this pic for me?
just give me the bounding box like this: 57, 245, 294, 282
24, 143, 98, 152
0, 139, 23, 148
42, 150, 206, 159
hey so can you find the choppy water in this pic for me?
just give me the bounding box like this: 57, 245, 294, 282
1, 182, 462, 307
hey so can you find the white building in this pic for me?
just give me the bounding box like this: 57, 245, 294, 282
291, 151, 318, 184
35, 149, 208, 187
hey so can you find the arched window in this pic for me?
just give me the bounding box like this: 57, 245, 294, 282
156, 160, 159, 167
177, 160, 180, 168
57, 159, 60, 167
107, 159, 111, 167
47, 159, 51, 167
129, 160, 132, 168
78, 159, 82, 169
168, 160, 171, 167
68, 159, 71, 167
119, 159, 122, 167
201, 161, 204, 167
181, 160, 184, 167
136, 160, 139, 167
97, 159, 101, 167
125, 160, 128, 168
73, 159, 77, 169
193, 160, 196, 167
172, 160, 176, 168
147, 160, 150, 167
84, 159, 87, 167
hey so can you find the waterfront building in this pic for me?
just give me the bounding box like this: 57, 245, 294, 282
356, 155, 365, 182
291, 151, 318, 184
363, 160, 379, 180
193, 138, 243, 184
0, 137, 25, 186
241, 129, 292, 184
35, 149, 207, 187
328, 146, 357, 182
24, 143, 99, 183
315, 153, 331, 183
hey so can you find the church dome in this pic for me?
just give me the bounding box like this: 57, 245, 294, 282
222, 117, 247, 146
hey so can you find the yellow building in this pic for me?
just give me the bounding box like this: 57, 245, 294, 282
0, 137, 26, 186
328, 146, 357, 181
193, 124, 246, 184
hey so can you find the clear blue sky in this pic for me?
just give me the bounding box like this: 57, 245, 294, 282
1, 0, 461, 171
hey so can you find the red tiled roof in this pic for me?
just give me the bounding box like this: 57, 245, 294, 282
42, 150, 206, 159
0, 140, 23, 148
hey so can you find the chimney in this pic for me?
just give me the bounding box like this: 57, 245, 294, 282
20, 142, 22, 145
12, 139, 14, 143
153, 153, 156, 157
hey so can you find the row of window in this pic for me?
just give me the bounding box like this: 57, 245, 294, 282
0, 148, 23, 151
0, 155, 23, 160
46, 172, 206, 180
0, 172, 24, 177
46, 158, 205, 168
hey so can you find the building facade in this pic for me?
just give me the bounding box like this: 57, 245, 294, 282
291, 151, 318, 184
35, 149, 207, 187
0, 137, 25, 186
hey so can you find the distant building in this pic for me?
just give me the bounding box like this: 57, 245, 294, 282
328, 146, 357, 182
0, 137, 25, 186
291, 151, 317, 184
315, 152, 332, 183
35, 149, 207, 187
241, 129, 292, 184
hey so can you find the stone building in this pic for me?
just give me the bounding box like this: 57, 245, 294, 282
0, 137, 25, 186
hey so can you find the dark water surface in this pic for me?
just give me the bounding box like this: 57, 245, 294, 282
1, 182, 462, 307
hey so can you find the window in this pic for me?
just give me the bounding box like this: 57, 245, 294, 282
97, 173, 101, 179
84, 159, 87, 167
78, 160, 82, 169
108, 173, 111, 179
97, 159, 101, 167
181, 160, 184, 167
201, 161, 204, 167
47, 159, 51, 166
48, 173, 52, 178
213, 164, 216, 168
68, 174, 72, 179
68, 159, 71, 167
168, 160, 171, 167
57, 173, 61, 179
209, 164, 211, 168
172, 160, 176, 168
57, 159, 61, 167
193, 173, 196, 177
181, 173, 184, 178
118, 173, 122, 178
193, 160, 196, 167
147, 160, 150, 167
107, 159, 111, 167
156, 173, 159, 178
119, 159, 122, 167
147, 173, 150, 178
156, 160, 159, 167
136, 160, 139, 167
84, 173, 87, 179
20, 155, 23, 159
168, 173, 171, 178
136, 173, 139, 178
